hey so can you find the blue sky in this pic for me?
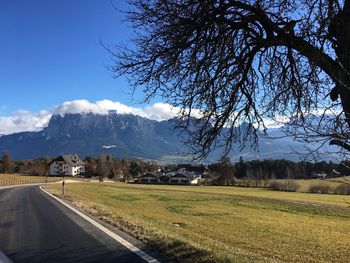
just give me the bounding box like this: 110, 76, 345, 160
0, 0, 288, 135
0, 0, 201, 135
0, 0, 146, 116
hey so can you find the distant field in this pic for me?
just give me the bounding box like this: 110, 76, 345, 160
236, 177, 350, 193
272, 177, 349, 192
46, 182, 350, 263
0, 174, 60, 186
328, 176, 350, 184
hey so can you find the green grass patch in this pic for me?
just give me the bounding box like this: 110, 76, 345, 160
149, 194, 173, 202
45, 182, 350, 263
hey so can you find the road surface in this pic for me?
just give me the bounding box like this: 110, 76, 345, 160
0, 185, 149, 263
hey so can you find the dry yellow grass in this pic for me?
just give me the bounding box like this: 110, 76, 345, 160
46, 182, 350, 263
0, 174, 60, 186
273, 178, 348, 193
328, 176, 350, 184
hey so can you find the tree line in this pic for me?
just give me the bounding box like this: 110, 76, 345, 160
0, 152, 160, 179
84, 154, 160, 180
1, 151, 349, 183
209, 157, 350, 186
0, 151, 51, 176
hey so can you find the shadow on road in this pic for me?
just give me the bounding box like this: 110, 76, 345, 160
7, 245, 144, 263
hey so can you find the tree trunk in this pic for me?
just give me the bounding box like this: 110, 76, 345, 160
327, 0, 350, 152
333, 0, 350, 124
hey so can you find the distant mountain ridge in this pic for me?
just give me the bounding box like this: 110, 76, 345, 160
0, 112, 187, 161
0, 112, 336, 162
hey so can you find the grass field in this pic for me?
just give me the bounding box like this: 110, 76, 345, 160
236, 177, 350, 193
280, 176, 350, 193
328, 176, 350, 185
46, 182, 350, 263
281, 178, 343, 192
0, 174, 60, 186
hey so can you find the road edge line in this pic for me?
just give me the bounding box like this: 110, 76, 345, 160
39, 186, 159, 263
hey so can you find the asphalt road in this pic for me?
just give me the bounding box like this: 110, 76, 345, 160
0, 186, 147, 263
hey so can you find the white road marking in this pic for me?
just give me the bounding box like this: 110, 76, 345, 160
0, 250, 13, 263
40, 186, 160, 263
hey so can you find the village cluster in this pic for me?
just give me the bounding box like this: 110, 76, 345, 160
48, 154, 212, 185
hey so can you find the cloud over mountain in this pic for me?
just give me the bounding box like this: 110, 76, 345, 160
0, 100, 185, 135
0, 99, 287, 136
0, 110, 52, 135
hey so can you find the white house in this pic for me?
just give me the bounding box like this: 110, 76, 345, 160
190, 176, 201, 185
49, 154, 85, 176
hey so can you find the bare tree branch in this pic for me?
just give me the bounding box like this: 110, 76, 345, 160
110, 0, 350, 159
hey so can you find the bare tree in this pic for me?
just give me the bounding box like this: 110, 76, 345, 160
128, 161, 141, 177
112, 0, 350, 158
96, 154, 109, 178
218, 156, 236, 186
1, 151, 13, 174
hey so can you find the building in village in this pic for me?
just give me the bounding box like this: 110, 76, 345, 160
49, 154, 85, 176
135, 169, 212, 185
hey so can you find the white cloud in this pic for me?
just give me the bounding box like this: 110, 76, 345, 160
143, 102, 202, 121
264, 116, 290, 129
0, 99, 311, 135
0, 99, 191, 135
0, 110, 52, 135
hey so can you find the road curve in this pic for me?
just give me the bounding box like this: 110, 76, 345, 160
0, 186, 147, 263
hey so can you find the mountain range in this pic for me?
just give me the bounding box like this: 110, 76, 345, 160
0, 112, 336, 162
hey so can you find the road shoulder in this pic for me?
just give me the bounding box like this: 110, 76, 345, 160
40, 186, 167, 263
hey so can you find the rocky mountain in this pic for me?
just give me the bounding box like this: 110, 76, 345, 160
0, 112, 336, 162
